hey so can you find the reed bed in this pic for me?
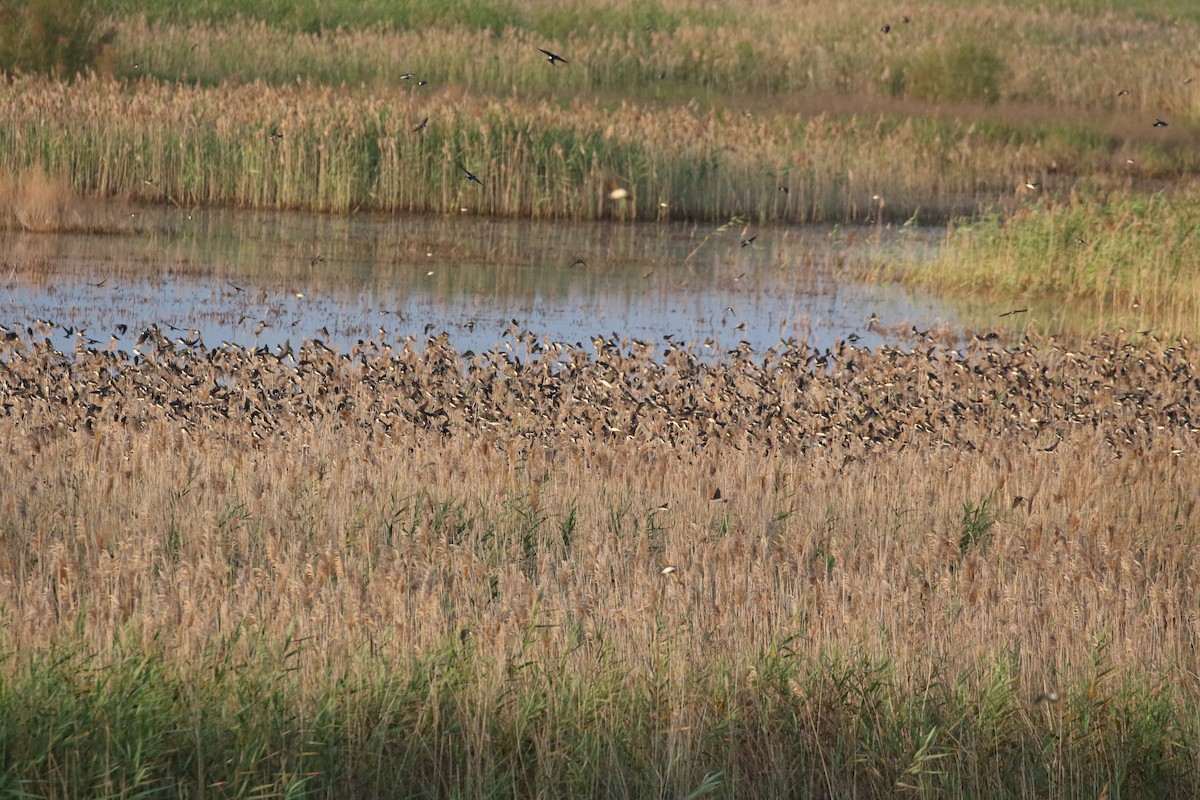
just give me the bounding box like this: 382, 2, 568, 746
105, 4, 1200, 115
0, 73, 1191, 226
1, 328, 1198, 796
912, 190, 1200, 334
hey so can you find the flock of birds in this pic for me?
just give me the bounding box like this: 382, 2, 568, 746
2, 318, 1196, 461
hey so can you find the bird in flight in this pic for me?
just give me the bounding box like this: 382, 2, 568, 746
413, 116, 429, 133
461, 165, 483, 186
1153, 119, 1169, 127
740, 235, 757, 247
539, 48, 568, 65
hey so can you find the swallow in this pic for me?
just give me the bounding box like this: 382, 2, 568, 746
412, 116, 428, 133
1153, 119, 1169, 127
399, 73, 416, 80
1116, 89, 1129, 96
538, 48, 568, 65
461, 165, 483, 186
269, 128, 283, 143
310, 254, 325, 267
998, 308, 1028, 318
881, 23, 891, 33
87, 278, 107, 288
225, 280, 244, 293
740, 236, 757, 247
569, 259, 588, 268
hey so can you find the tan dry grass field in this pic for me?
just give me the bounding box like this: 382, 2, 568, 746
0, 326, 1197, 795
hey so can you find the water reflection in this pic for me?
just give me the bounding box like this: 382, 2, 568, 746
1, 208, 953, 357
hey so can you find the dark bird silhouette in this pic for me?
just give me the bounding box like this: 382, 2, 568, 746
1116, 89, 1129, 96
87, 278, 107, 288
998, 308, 1028, 318
740, 235, 757, 247
226, 280, 244, 293
569, 259, 588, 268
460, 165, 484, 186
881, 23, 891, 33
538, 48, 568, 65
1153, 119, 1169, 127
412, 116, 429, 133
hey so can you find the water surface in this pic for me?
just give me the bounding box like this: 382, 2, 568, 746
1, 207, 954, 357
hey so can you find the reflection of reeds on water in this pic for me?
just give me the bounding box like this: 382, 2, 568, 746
2, 324, 1199, 793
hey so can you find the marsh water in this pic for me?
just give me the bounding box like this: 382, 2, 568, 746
1, 207, 956, 357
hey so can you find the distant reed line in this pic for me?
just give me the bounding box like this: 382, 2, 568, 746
105, 4, 1200, 115
0, 75, 1192, 224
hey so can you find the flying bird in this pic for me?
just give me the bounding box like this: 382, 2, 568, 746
881, 23, 891, 33
1153, 119, 1169, 127
538, 48, 568, 65
740, 235, 757, 247
412, 116, 429, 133
460, 165, 483, 186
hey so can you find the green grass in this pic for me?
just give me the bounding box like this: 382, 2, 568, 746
915, 190, 1200, 297
2, 635, 1194, 798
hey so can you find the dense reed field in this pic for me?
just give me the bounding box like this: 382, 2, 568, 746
1, 0, 1197, 225
3, 1, 1200, 795
2, 327, 1199, 796
3, 0, 1197, 328
909, 189, 1200, 335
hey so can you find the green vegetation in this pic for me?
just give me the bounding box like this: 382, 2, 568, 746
912, 191, 1200, 332
0, 0, 111, 76
1, 638, 1194, 797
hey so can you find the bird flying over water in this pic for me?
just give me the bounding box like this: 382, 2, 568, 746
539, 48, 568, 65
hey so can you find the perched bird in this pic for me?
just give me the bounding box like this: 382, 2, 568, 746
412, 116, 429, 133
461, 165, 484, 186
539, 48, 568, 65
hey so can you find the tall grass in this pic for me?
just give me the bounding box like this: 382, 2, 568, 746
100, 4, 1200, 113
0, 74, 1191, 223
911, 190, 1200, 331
1, 330, 1199, 794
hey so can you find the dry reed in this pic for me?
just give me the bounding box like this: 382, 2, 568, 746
0, 327, 1197, 794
